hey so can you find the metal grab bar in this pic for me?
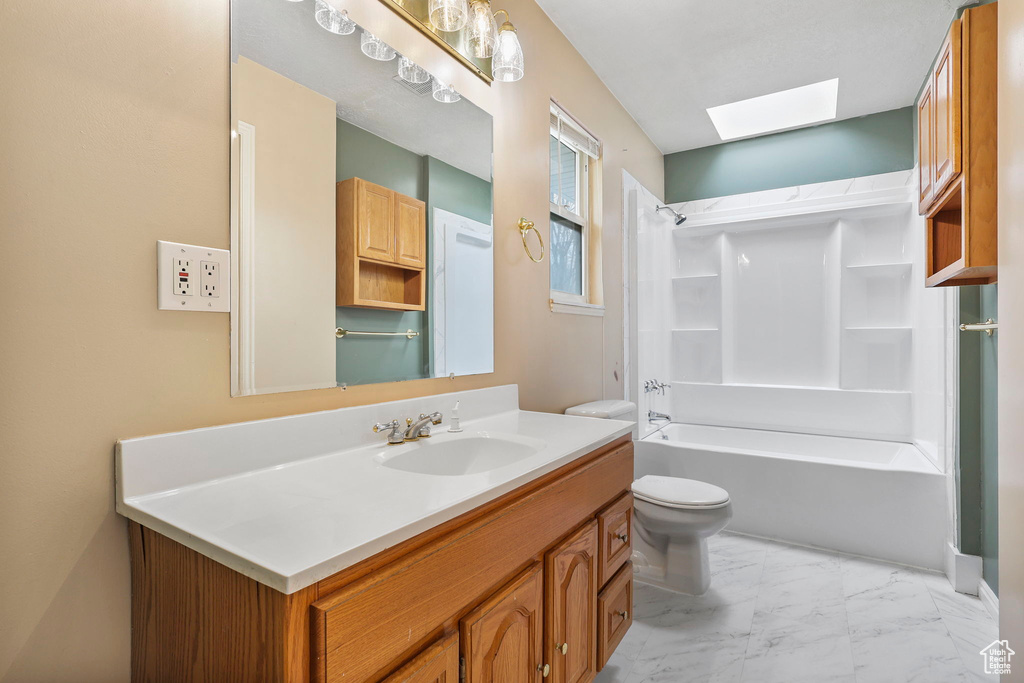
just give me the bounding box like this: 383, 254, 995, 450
959, 319, 998, 336
336, 327, 419, 339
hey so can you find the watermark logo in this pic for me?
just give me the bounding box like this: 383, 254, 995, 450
980, 639, 1014, 676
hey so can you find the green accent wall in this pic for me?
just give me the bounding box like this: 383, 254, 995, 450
663, 107, 915, 203
334, 120, 492, 387
959, 285, 999, 594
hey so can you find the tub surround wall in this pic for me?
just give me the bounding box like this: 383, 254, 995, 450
657, 172, 951, 449
0, 0, 664, 677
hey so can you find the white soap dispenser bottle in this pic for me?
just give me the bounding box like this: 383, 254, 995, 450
448, 401, 463, 433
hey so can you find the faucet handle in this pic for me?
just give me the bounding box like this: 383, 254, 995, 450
373, 419, 404, 445
431, 412, 443, 426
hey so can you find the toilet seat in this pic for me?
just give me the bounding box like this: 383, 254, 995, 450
632, 475, 731, 510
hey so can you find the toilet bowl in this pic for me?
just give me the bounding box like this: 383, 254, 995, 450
563, 401, 733, 596
630, 475, 731, 595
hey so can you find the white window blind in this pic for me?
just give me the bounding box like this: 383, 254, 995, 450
550, 104, 601, 160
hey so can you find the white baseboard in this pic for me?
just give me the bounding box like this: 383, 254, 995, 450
944, 542, 983, 595
979, 579, 999, 621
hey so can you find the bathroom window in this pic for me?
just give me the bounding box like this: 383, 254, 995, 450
549, 102, 603, 313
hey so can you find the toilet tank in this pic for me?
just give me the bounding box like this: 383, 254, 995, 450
565, 400, 637, 422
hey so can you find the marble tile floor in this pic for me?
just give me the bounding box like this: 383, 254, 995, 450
597, 533, 998, 683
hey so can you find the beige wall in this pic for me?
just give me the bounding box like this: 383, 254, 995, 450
0, 0, 663, 679
235, 57, 338, 395
999, 1, 1024, 676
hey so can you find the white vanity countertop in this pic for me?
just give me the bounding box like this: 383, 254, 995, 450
116, 386, 633, 594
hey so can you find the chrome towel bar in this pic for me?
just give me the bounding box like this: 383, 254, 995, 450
959, 319, 998, 336
336, 327, 419, 339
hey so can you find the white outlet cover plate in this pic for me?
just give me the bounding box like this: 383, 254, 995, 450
157, 240, 230, 312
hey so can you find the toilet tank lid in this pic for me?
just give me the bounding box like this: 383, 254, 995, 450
564, 400, 636, 419
632, 475, 730, 507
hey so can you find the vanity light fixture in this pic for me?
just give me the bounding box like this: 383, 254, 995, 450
468, 0, 499, 58
360, 30, 397, 61
491, 10, 523, 82
429, 0, 469, 32
314, 0, 355, 35
432, 78, 461, 103
398, 56, 431, 84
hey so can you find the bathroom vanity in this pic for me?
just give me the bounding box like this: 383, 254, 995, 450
117, 386, 635, 682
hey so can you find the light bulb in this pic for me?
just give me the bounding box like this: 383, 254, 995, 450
398, 56, 430, 84
360, 30, 396, 61
429, 0, 468, 32
468, 0, 498, 59
432, 79, 461, 103
491, 22, 523, 82
314, 0, 355, 34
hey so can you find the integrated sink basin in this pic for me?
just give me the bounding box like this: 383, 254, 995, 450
378, 431, 547, 476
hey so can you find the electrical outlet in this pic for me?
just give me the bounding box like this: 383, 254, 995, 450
158, 241, 230, 312
175, 258, 194, 296
200, 261, 220, 297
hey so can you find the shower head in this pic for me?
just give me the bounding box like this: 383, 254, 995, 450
656, 205, 686, 225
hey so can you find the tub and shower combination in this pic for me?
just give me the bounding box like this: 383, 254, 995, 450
625, 171, 954, 571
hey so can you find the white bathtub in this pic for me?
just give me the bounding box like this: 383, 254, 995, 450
636, 423, 947, 570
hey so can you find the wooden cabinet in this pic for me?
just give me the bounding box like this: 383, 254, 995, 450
461, 565, 545, 683
545, 522, 598, 683
128, 436, 635, 683
597, 563, 633, 671
916, 3, 998, 287
337, 177, 426, 310
596, 493, 633, 587
383, 635, 460, 683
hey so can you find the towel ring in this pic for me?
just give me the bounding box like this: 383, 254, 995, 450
518, 217, 544, 263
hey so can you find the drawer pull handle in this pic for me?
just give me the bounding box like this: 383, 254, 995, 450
616, 533, 629, 543
558, 642, 569, 655
538, 664, 550, 678
618, 610, 629, 619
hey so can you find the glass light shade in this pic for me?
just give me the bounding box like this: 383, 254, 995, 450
429, 0, 468, 32
314, 0, 355, 35
432, 79, 461, 104
360, 30, 396, 61
491, 26, 524, 82
467, 0, 498, 59
397, 56, 431, 84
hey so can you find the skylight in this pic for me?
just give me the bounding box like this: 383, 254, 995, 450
706, 79, 840, 141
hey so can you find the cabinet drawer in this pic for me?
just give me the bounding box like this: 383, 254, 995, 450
597, 563, 633, 671
597, 492, 633, 586
382, 634, 459, 683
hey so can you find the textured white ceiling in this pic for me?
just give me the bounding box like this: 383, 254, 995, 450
534, 0, 965, 153
233, 0, 492, 180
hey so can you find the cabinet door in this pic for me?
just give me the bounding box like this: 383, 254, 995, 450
395, 193, 427, 269
917, 81, 935, 211
383, 634, 460, 683
545, 521, 598, 683
356, 179, 396, 262
932, 21, 962, 200
461, 564, 545, 683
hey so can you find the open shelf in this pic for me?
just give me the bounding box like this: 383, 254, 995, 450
925, 176, 997, 287
349, 258, 425, 311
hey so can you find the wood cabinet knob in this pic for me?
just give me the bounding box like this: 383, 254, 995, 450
538, 664, 550, 678
616, 533, 629, 543
618, 610, 629, 620
558, 642, 569, 655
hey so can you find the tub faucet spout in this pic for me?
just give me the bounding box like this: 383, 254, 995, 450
648, 409, 671, 423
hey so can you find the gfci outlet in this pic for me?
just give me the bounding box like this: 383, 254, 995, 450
158, 241, 230, 312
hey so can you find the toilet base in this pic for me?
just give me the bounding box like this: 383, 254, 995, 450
632, 535, 712, 596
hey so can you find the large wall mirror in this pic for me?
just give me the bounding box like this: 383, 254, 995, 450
230, 0, 494, 396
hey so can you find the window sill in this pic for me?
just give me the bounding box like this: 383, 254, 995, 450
549, 299, 605, 317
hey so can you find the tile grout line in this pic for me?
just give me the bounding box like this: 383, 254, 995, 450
735, 538, 769, 682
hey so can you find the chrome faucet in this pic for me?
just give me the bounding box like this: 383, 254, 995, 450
404, 412, 443, 441
373, 419, 405, 445
648, 409, 671, 423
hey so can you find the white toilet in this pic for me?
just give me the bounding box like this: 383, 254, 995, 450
565, 400, 733, 596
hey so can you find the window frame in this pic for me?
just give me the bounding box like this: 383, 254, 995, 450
549, 125, 591, 306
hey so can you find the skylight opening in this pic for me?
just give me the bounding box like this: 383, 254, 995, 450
707, 78, 840, 141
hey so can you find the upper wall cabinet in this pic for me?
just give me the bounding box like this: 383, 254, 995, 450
337, 178, 427, 311
916, 2, 998, 287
